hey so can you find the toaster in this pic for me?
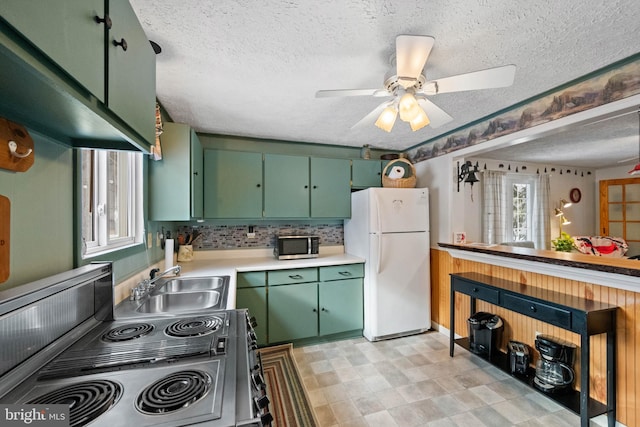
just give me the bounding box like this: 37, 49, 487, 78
508, 340, 530, 374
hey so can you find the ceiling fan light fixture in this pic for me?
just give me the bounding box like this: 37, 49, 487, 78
375, 106, 398, 132
409, 108, 430, 131
398, 93, 420, 122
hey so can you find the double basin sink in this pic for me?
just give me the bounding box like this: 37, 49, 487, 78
131, 276, 229, 315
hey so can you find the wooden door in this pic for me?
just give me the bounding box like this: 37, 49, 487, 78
599, 177, 640, 256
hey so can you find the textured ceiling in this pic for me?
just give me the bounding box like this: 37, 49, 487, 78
130, 0, 640, 166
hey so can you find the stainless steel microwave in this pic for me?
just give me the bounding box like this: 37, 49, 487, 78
274, 236, 319, 260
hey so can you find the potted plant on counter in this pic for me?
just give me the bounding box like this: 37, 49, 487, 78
552, 232, 575, 252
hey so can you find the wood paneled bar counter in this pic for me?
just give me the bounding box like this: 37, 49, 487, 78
432, 243, 640, 427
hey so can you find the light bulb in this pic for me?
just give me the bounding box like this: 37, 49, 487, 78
375, 106, 398, 132
398, 93, 420, 122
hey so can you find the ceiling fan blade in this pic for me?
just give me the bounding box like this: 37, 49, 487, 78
425, 64, 516, 94
315, 89, 388, 98
396, 35, 435, 81
416, 98, 453, 128
350, 101, 393, 130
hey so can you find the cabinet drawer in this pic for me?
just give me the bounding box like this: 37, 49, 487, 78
268, 268, 318, 286
453, 279, 499, 305
237, 271, 266, 288
502, 293, 572, 329
320, 264, 364, 282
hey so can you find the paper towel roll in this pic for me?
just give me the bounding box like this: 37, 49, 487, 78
165, 239, 174, 269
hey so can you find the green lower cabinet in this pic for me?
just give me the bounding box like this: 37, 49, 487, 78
236, 287, 268, 346
319, 278, 364, 335
268, 282, 318, 343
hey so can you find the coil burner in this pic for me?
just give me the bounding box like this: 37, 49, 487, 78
136, 370, 212, 415
27, 380, 122, 427
165, 315, 224, 338
101, 323, 155, 342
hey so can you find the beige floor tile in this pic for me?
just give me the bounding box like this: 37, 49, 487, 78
331, 400, 362, 423
291, 332, 583, 427
363, 410, 399, 427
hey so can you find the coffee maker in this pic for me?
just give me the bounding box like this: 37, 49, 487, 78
533, 335, 577, 393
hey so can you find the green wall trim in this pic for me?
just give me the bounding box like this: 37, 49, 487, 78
197, 133, 396, 159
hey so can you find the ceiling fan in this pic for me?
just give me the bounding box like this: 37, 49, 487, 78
316, 35, 517, 132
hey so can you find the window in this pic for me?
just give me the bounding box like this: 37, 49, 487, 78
81, 149, 144, 258
505, 175, 536, 242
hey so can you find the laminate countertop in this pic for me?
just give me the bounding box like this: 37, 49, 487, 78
438, 242, 640, 292
114, 246, 364, 317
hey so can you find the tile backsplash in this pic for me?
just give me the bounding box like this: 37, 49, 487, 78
175, 223, 343, 250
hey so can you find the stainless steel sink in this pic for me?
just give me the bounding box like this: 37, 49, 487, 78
136, 291, 223, 314
154, 276, 227, 293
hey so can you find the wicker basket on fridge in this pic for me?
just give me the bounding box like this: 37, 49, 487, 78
382, 157, 417, 188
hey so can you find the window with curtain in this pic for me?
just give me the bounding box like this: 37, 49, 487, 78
482, 172, 550, 249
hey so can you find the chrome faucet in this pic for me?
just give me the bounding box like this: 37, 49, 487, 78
149, 265, 181, 285
130, 265, 181, 301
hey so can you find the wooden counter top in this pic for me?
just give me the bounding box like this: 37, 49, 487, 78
438, 242, 640, 291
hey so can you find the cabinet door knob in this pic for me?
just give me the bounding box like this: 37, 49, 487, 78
193, 171, 198, 176
256, 183, 261, 188
338, 271, 352, 276
321, 307, 328, 312
304, 185, 309, 189
95, 14, 112, 29
472, 287, 478, 292
289, 274, 303, 280
530, 305, 537, 312
312, 308, 317, 312
113, 38, 128, 51
313, 185, 318, 189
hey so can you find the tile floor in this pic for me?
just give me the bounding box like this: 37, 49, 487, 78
292, 331, 587, 427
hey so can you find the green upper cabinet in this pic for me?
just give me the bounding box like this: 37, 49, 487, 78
203, 150, 352, 219
149, 123, 203, 221
352, 159, 383, 189
264, 154, 310, 218
0, 0, 105, 102
204, 150, 263, 218
310, 157, 351, 218
107, 0, 156, 145
0, 0, 155, 151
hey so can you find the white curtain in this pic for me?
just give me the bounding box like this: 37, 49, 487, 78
533, 173, 551, 249
481, 170, 508, 244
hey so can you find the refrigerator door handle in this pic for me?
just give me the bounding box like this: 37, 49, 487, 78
376, 234, 382, 274
374, 191, 382, 233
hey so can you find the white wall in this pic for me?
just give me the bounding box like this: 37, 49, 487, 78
415, 156, 596, 247
464, 158, 596, 243
412, 96, 639, 249
414, 153, 457, 248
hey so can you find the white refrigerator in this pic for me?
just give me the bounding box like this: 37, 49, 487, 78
344, 188, 431, 341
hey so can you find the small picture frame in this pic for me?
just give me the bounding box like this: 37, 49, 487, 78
454, 232, 466, 244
